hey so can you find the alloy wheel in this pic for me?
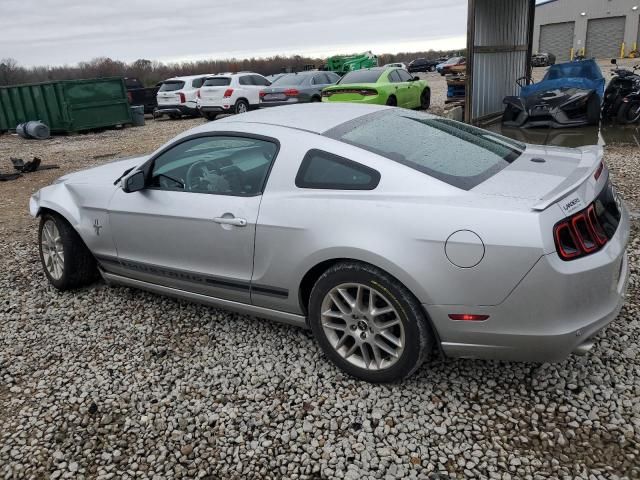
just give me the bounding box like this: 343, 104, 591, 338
320, 283, 405, 370
237, 102, 248, 114
41, 219, 64, 280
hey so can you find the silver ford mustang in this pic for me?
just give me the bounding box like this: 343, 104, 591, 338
30, 103, 629, 383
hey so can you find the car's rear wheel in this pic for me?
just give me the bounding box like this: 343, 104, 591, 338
309, 262, 432, 383
39, 213, 98, 291
310, 96, 321, 102
429, 66, 436, 72
420, 88, 431, 110
617, 100, 640, 124
235, 99, 249, 114
386, 95, 397, 107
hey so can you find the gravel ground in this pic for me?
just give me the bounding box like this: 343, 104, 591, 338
1, 78, 640, 479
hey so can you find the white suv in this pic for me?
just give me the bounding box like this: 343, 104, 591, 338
155, 75, 213, 119
196, 72, 271, 120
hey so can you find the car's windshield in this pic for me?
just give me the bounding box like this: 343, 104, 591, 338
339, 69, 383, 84
159, 81, 185, 92
271, 74, 309, 86
325, 110, 525, 190
203, 77, 231, 87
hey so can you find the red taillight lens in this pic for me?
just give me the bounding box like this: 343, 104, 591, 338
178, 92, 186, 103
594, 161, 604, 181
283, 88, 299, 97
448, 314, 490, 321
259, 90, 266, 98
223, 88, 234, 98
322, 88, 377, 97
554, 199, 612, 260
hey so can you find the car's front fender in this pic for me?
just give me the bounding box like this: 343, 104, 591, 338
30, 184, 82, 229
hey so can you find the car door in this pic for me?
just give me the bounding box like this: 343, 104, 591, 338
387, 69, 409, 107
396, 69, 421, 108
107, 134, 279, 303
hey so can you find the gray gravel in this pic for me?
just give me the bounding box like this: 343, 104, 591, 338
1, 81, 640, 479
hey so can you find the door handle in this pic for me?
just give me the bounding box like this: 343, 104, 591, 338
213, 216, 247, 227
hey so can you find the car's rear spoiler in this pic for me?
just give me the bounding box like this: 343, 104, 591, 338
532, 145, 603, 211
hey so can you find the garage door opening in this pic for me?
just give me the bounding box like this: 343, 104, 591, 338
539, 21, 575, 62
586, 17, 626, 59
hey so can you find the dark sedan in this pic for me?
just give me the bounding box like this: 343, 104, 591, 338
408, 58, 438, 73
259, 71, 341, 107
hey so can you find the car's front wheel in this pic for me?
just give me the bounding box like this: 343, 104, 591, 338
39, 213, 98, 291
309, 262, 433, 383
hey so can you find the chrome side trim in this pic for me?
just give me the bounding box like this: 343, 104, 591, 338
101, 271, 308, 329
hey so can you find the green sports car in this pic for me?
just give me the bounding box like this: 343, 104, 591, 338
321, 67, 430, 109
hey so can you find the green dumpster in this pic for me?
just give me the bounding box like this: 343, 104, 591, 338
0, 77, 133, 134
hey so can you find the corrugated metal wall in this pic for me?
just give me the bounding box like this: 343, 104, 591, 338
466, 0, 535, 123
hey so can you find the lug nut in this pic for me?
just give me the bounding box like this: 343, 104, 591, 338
360, 332, 367, 340
350, 325, 357, 331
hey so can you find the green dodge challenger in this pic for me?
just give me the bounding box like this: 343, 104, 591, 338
322, 67, 430, 109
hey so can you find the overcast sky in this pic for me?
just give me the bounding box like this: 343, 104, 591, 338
1, 0, 469, 67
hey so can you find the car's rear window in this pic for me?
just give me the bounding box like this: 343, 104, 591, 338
325, 110, 525, 190
339, 70, 383, 84
203, 77, 231, 87
159, 81, 185, 92
272, 74, 309, 86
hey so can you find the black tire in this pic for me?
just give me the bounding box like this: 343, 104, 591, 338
386, 95, 397, 107
169, 114, 180, 120
429, 66, 436, 72
203, 112, 218, 121
234, 99, 249, 115
616, 100, 640, 124
586, 95, 601, 126
420, 88, 431, 110
502, 104, 520, 123
310, 96, 321, 102
38, 212, 98, 291
308, 261, 433, 383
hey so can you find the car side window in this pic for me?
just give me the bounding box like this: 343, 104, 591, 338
239, 76, 252, 86
388, 70, 402, 83
295, 149, 380, 190
149, 136, 279, 196
397, 69, 413, 82
311, 74, 323, 85
326, 73, 340, 84
192, 77, 205, 88
252, 75, 270, 86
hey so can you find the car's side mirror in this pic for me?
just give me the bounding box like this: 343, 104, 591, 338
413, 76, 420, 81
611, 58, 618, 65
122, 170, 146, 193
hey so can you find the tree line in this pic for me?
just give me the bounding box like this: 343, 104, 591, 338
0, 50, 465, 87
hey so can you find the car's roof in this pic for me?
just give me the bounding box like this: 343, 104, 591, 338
165, 74, 214, 81
208, 103, 391, 134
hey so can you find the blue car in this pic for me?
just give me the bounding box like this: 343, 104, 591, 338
503, 59, 605, 128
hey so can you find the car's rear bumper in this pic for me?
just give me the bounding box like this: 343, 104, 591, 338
198, 104, 234, 113
426, 205, 630, 363
153, 104, 197, 117
260, 98, 302, 108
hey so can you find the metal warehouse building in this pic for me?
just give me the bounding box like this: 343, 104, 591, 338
533, 0, 640, 62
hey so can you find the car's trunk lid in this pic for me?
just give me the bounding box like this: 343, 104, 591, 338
473, 144, 606, 214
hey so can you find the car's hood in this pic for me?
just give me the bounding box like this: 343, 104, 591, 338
56, 155, 148, 186
473, 144, 602, 209
523, 87, 592, 110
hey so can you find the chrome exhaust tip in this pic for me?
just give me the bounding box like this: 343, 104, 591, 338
573, 340, 595, 356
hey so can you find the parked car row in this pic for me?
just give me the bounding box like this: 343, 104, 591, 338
153, 67, 431, 120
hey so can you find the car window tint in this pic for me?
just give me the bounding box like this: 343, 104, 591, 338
252, 75, 270, 86
339, 69, 384, 84
192, 78, 205, 88
150, 136, 278, 196
397, 69, 413, 82
388, 70, 402, 83
273, 74, 308, 86
326, 72, 340, 83
159, 81, 185, 92
295, 149, 380, 190
325, 110, 525, 191
203, 77, 231, 86
312, 74, 325, 85
239, 76, 252, 86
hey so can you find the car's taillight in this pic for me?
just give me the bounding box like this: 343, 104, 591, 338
594, 161, 604, 181
554, 199, 612, 261
178, 92, 186, 103
223, 88, 234, 98
284, 88, 299, 97
259, 90, 266, 98
127, 92, 133, 103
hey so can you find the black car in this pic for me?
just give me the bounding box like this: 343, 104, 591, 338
408, 58, 438, 73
